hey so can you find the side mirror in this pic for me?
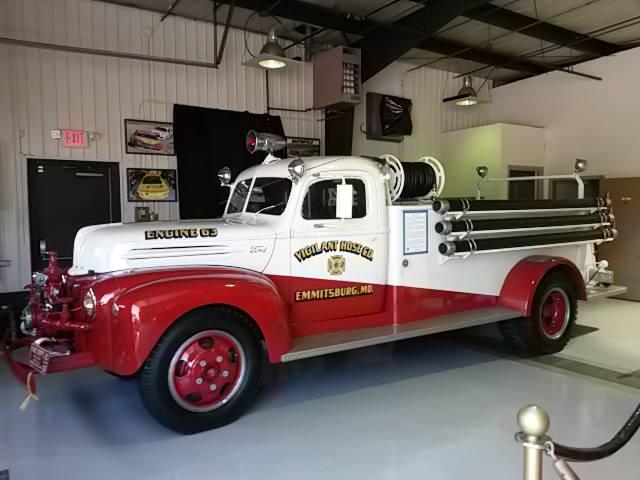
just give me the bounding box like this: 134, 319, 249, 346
336, 183, 353, 219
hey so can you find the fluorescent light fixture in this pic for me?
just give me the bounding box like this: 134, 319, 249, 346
443, 76, 488, 107
242, 28, 301, 70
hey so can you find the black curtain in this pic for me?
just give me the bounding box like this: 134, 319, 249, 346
325, 106, 354, 155
173, 104, 286, 219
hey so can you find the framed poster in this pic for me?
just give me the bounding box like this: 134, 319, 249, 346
286, 136, 321, 157
403, 210, 428, 255
125, 119, 175, 155
127, 168, 178, 202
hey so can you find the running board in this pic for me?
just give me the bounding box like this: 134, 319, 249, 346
281, 306, 521, 362
586, 284, 627, 300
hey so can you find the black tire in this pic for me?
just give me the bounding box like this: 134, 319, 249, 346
499, 272, 577, 354
137, 306, 263, 434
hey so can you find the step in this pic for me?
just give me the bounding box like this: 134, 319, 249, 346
281, 306, 521, 362
586, 284, 627, 300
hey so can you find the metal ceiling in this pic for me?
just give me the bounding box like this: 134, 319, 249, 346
97, 0, 640, 84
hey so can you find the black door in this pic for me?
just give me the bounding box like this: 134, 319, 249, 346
551, 178, 601, 199
509, 169, 539, 200
27, 159, 121, 271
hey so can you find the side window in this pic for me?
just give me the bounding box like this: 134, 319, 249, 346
301, 178, 367, 220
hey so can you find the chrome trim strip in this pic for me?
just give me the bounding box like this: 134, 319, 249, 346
281, 306, 521, 362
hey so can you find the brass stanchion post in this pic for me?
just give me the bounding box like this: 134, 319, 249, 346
517, 405, 550, 480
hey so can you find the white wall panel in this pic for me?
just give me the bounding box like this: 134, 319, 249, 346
0, 0, 321, 292
352, 62, 489, 162
488, 46, 640, 178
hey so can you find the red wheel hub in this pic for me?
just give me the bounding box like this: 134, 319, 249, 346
540, 288, 569, 339
168, 331, 245, 412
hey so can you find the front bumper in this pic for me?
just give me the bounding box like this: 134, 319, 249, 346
2, 332, 96, 395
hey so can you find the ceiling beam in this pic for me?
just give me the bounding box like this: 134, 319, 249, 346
352, 0, 493, 81
214, 0, 371, 35
417, 37, 551, 75
213, 0, 602, 80
463, 4, 620, 56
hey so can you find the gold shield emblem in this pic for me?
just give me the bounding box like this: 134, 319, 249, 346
327, 255, 346, 276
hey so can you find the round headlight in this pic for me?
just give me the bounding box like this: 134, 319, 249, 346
83, 289, 96, 318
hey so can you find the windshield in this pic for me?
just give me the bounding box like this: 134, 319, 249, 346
226, 177, 292, 216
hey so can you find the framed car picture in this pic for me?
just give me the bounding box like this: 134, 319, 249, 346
124, 119, 175, 155
286, 136, 321, 157
127, 168, 178, 202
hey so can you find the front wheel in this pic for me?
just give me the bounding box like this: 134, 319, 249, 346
499, 272, 577, 354
137, 307, 263, 434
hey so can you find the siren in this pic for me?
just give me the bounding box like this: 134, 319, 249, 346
246, 130, 286, 154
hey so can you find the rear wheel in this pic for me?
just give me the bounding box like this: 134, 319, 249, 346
499, 272, 577, 354
137, 307, 263, 434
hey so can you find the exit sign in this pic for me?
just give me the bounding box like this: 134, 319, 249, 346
63, 130, 88, 148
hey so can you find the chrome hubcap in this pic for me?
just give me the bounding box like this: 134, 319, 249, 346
168, 330, 246, 412
540, 288, 570, 340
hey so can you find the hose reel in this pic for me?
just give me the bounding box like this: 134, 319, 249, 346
380, 154, 445, 202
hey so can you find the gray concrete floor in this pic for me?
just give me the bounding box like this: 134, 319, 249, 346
1, 298, 639, 479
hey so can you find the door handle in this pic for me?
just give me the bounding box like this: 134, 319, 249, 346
621, 197, 632, 202
0, 260, 10, 267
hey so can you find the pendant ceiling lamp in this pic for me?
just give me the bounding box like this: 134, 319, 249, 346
243, 28, 301, 70
443, 75, 487, 107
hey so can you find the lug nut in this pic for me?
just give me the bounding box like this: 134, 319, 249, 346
195, 378, 203, 385
199, 360, 207, 367
209, 384, 217, 391
222, 370, 229, 378
216, 356, 223, 363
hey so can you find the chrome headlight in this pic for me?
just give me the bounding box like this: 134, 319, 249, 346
83, 289, 97, 318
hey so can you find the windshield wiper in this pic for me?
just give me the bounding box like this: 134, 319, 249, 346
252, 202, 284, 219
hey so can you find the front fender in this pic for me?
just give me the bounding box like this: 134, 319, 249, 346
499, 256, 587, 316
90, 268, 290, 375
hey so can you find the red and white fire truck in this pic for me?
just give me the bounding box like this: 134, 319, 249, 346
3, 132, 624, 433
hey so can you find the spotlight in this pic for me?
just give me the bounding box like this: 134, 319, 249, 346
218, 166, 232, 186
574, 158, 588, 173
476, 165, 489, 178
245, 130, 286, 154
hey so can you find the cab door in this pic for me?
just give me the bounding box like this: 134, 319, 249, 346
290, 171, 387, 325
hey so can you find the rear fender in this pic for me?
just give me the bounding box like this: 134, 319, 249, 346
94, 269, 290, 375
499, 256, 587, 316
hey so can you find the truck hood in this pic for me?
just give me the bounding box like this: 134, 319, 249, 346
68, 219, 276, 275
